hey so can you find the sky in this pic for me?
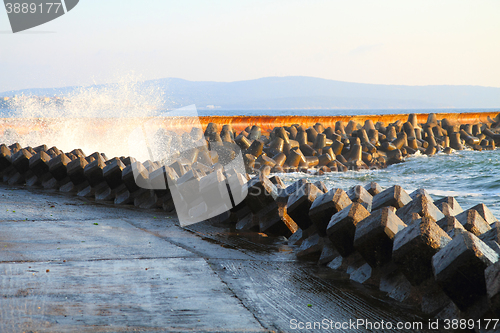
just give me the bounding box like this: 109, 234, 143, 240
1, 0, 499, 92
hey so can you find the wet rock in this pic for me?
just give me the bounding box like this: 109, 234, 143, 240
371, 185, 412, 211
353, 207, 407, 268
309, 188, 352, 236
326, 203, 371, 257
432, 230, 499, 311
392, 217, 452, 285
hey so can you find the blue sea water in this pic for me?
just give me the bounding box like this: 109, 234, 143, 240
195, 108, 499, 117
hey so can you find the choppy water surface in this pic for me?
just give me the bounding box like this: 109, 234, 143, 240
278, 149, 500, 218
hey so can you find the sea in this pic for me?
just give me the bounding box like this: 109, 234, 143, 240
198, 108, 500, 218
1, 107, 499, 218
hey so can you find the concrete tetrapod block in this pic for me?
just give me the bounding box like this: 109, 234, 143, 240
479, 222, 500, 242
326, 203, 371, 257
396, 195, 444, 226
436, 216, 466, 238
454, 209, 491, 236
244, 174, 278, 214
479, 222, 500, 255
485, 260, 500, 315
287, 228, 304, 246
275, 179, 309, 208
64, 156, 89, 192
115, 161, 150, 205
0, 144, 12, 173
409, 188, 433, 202
11, 148, 32, 175
318, 238, 340, 265
296, 233, 324, 260
346, 185, 373, 211
258, 201, 298, 237
27, 151, 52, 186
287, 183, 323, 230
91, 158, 126, 201
433, 196, 463, 216
79, 155, 107, 197
392, 217, 452, 286
235, 210, 260, 232
199, 168, 232, 216
371, 185, 412, 211
175, 168, 203, 211
432, 230, 499, 311
309, 188, 352, 237
470, 203, 499, 225
48, 153, 71, 181
102, 158, 126, 190
364, 182, 383, 196
143, 166, 177, 211
353, 207, 407, 268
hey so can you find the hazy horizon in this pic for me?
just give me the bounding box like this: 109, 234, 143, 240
1, 0, 499, 93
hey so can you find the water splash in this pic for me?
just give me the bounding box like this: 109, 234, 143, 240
2, 74, 166, 158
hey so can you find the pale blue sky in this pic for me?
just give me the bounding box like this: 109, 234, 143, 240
1, 0, 499, 92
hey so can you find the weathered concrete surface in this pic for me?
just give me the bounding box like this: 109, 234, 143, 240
0, 184, 432, 332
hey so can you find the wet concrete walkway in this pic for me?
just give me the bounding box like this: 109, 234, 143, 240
0, 184, 431, 332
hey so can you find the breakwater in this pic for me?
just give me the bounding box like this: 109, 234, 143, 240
1, 111, 500, 326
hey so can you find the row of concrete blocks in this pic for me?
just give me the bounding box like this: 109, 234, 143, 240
0, 142, 248, 219
232, 174, 500, 322
204, 113, 500, 175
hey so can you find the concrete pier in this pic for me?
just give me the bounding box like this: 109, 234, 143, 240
0, 184, 431, 332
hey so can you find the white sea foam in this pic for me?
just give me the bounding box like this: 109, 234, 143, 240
3, 74, 165, 158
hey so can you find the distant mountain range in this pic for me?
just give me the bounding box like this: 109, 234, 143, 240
1, 76, 500, 109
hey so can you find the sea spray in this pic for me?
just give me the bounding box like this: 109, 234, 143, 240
2, 74, 165, 158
